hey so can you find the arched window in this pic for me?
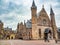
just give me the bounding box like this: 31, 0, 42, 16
39, 29, 41, 38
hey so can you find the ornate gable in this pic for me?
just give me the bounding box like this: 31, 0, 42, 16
37, 5, 51, 26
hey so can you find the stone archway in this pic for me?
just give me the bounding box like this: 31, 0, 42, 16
11, 37, 13, 39
39, 29, 41, 38
57, 29, 60, 39
6, 35, 10, 39
10, 34, 15, 39
44, 28, 52, 40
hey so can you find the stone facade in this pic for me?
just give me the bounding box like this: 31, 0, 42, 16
0, 0, 58, 40
17, 21, 32, 40
31, 0, 57, 40
0, 22, 16, 39
17, 0, 57, 40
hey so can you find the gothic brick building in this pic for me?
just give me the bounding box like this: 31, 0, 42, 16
0, 0, 58, 40
17, 0, 58, 40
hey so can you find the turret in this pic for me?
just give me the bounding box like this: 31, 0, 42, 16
31, 0, 37, 24
24, 20, 26, 26
50, 6, 57, 39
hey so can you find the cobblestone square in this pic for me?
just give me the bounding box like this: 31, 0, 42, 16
0, 40, 60, 45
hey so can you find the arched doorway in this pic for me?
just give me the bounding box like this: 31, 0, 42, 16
6, 35, 10, 39
10, 34, 15, 39
39, 29, 41, 38
18, 34, 23, 40
44, 28, 52, 40
57, 29, 60, 39
29, 32, 31, 40
11, 37, 13, 39
18, 37, 23, 39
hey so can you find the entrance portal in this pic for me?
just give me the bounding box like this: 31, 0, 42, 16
11, 37, 13, 39
44, 28, 52, 40
6, 35, 10, 39
57, 29, 60, 39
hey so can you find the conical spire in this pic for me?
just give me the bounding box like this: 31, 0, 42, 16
17, 23, 19, 28
24, 20, 26, 26
0, 20, 2, 23
32, 0, 35, 6
31, 0, 37, 8
24, 20, 25, 24
50, 6, 54, 15
20, 22, 23, 25
42, 4, 44, 8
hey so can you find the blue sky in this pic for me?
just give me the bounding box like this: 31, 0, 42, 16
0, 0, 60, 30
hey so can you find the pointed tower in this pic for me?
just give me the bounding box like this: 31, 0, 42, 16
23, 20, 27, 40
24, 20, 26, 26
50, 6, 57, 39
17, 23, 19, 33
31, 0, 37, 24
31, 0, 39, 39
23, 20, 26, 30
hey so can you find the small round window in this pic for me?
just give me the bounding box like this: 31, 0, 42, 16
43, 19, 46, 24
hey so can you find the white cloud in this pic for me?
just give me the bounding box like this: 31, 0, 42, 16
0, 0, 60, 30
0, 11, 31, 30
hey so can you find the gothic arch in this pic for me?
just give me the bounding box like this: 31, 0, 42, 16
39, 29, 41, 38
44, 28, 52, 39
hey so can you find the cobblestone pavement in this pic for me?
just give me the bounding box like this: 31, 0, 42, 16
0, 40, 60, 45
